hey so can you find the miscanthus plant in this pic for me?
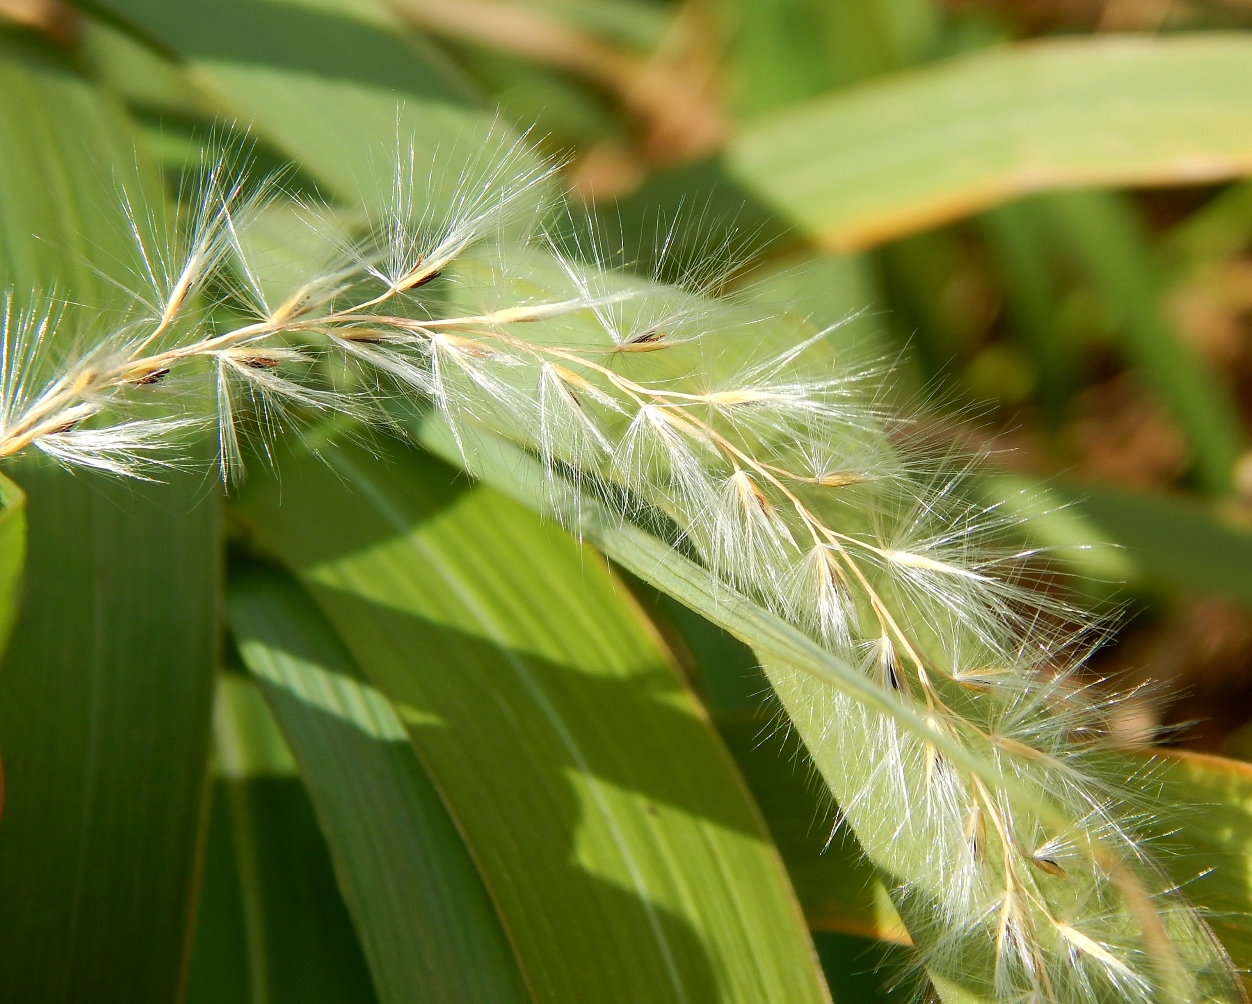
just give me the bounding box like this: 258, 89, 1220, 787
0, 140, 1240, 1004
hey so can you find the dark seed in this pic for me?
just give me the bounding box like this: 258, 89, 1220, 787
1031, 856, 1066, 877
134, 367, 170, 385
341, 331, 387, 345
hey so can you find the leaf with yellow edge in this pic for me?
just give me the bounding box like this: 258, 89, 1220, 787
728, 35, 1252, 250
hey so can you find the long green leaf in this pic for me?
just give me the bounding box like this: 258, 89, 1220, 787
636, 500, 1252, 991
1069, 482, 1252, 607
1043, 189, 1243, 494
0, 458, 219, 1002
983, 473, 1252, 608
87, 0, 506, 210
234, 438, 832, 1004
186, 672, 378, 1004
728, 35, 1252, 250
186, 767, 379, 1004
0, 472, 26, 664
725, 701, 1252, 982
413, 417, 1250, 1002
0, 42, 219, 1002
655, 574, 1252, 977
226, 564, 531, 1004
978, 201, 1072, 417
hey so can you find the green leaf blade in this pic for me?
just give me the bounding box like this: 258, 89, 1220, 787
227, 563, 532, 1004
1070, 482, 1252, 605
186, 769, 380, 1004
89, 0, 513, 212
0, 460, 219, 1003
0, 47, 219, 1003
414, 417, 1252, 1003
729, 35, 1252, 250
1042, 189, 1243, 493
0, 472, 27, 662
234, 440, 831, 1004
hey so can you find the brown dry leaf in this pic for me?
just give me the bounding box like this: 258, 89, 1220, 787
387, 0, 727, 172
1098, 0, 1175, 30
977, 0, 1245, 33
0, 0, 75, 42
565, 142, 646, 201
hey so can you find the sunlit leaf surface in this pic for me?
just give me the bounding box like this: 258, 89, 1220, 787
227, 566, 531, 1004
730, 36, 1252, 250
235, 438, 831, 1004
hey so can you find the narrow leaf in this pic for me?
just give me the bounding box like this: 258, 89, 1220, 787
0, 46, 219, 1003
415, 416, 1246, 1003
189, 673, 378, 1004
728, 35, 1252, 250
89, 0, 514, 211
1070, 482, 1252, 606
234, 438, 832, 1004
0, 459, 219, 1002
1044, 189, 1243, 494
656, 584, 1252, 984
186, 770, 379, 1004
226, 564, 532, 1004
0, 472, 26, 661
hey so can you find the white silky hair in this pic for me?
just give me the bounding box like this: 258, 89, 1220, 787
0, 137, 1242, 1004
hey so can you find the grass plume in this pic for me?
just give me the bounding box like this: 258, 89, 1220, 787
0, 136, 1243, 1004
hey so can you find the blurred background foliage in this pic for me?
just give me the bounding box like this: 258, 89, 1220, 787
4, 0, 1252, 1001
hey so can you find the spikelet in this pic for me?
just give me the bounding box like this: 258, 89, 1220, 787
0, 137, 1242, 1004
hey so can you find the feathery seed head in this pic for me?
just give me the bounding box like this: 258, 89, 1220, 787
0, 133, 1241, 1004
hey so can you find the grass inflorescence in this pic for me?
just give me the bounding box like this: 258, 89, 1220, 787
0, 136, 1242, 1004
